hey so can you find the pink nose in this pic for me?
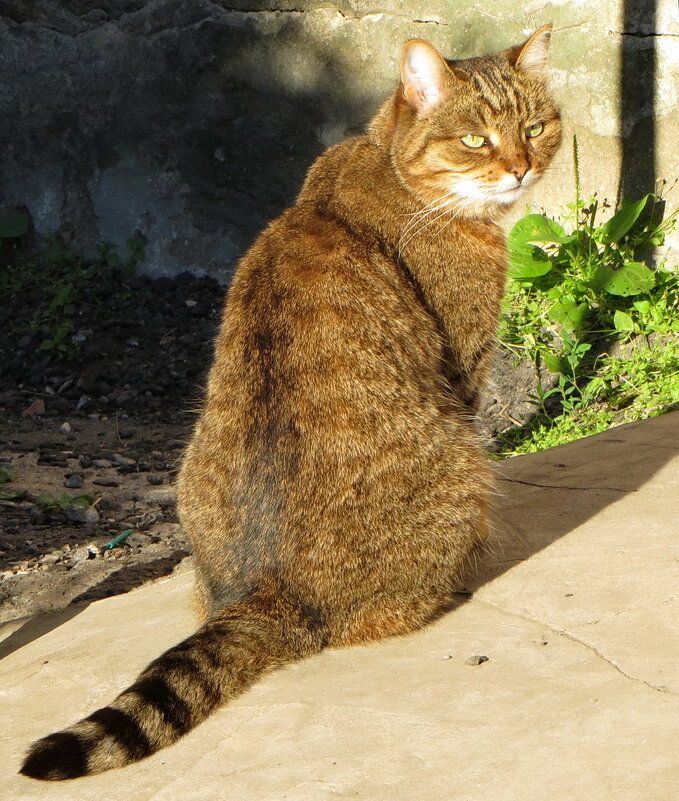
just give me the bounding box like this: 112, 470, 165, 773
510, 161, 530, 181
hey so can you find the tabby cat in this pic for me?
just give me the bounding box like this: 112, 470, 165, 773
21, 25, 561, 780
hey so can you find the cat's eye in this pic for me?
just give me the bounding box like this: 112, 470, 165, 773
461, 134, 487, 149
526, 122, 544, 138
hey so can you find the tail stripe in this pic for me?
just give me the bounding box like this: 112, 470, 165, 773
86, 707, 152, 761
125, 676, 193, 737
142, 649, 226, 707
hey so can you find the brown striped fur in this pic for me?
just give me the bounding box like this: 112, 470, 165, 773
21, 27, 561, 780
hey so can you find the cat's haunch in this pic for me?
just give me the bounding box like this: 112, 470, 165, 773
21, 26, 561, 781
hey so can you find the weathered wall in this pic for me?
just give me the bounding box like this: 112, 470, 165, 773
1, 0, 677, 278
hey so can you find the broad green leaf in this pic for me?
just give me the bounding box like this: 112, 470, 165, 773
507, 214, 568, 279
542, 351, 568, 374
633, 299, 652, 314
509, 214, 568, 245
613, 309, 635, 331
548, 298, 590, 333
0, 468, 11, 483
596, 195, 649, 244
590, 262, 655, 296
507, 243, 553, 279
0, 211, 29, 239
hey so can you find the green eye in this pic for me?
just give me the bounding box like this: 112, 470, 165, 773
461, 134, 486, 149
526, 122, 544, 138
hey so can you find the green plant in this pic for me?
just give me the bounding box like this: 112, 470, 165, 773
1, 233, 145, 356
498, 339, 679, 454
497, 136, 678, 454
36, 493, 94, 511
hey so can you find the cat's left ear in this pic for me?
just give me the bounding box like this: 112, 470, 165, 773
401, 39, 450, 114
507, 24, 553, 77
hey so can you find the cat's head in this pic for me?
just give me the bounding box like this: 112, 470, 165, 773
382, 25, 562, 217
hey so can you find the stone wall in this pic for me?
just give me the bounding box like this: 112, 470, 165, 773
1, 0, 677, 278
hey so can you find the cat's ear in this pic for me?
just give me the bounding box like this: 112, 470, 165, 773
507, 24, 553, 77
400, 39, 450, 114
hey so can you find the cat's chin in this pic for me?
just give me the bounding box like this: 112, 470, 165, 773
491, 186, 528, 206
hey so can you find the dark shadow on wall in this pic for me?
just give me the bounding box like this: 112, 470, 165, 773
619, 0, 657, 199
0, 2, 380, 277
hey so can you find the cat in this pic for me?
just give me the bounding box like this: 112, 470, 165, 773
21, 25, 561, 780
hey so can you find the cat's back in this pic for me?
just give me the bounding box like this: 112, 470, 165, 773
204, 138, 443, 413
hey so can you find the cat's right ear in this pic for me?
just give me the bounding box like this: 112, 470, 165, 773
400, 39, 450, 115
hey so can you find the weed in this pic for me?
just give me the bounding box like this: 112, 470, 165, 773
496, 137, 678, 455
36, 493, 94, 511
1, 230, 145, 357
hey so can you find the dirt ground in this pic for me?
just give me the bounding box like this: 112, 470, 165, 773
0, 269, 541, 626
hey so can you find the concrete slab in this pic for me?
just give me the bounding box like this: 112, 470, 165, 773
2, 412, 678, 800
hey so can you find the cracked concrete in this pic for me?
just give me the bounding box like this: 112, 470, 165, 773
2, 410, 678, 798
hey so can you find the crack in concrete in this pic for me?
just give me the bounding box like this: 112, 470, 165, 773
473, 598, 675, 695
581, 594, 678, 628
496, 476, 630, 492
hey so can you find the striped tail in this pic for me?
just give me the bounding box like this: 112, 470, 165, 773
20, 597, 324, 780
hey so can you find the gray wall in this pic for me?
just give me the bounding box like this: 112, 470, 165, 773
1, 1, 677, 279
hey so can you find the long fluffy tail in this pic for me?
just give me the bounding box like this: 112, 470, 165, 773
20, 597, 324, 780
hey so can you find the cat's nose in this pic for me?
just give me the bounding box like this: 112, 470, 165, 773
509, 158, 530, 182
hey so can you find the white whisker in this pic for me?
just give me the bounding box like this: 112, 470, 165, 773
398, 195, 468, 256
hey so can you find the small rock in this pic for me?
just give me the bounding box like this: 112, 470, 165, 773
79, 456, 93, 468
59, 421, 72, 434
145, 488, 177, 507
112, 453, 135, 467
165, 439, 184, 449
137, 512, 159, 530
71, 544, 99, 563
464, 655, 489, 666
64, 505, 100, 524
185, 299, 197, 307
127, 532, 152, 547
146, 474, 164, 485
39, 553, 60, 566
118, 427, 134, 439
98, 497, 121, 511
64, 474, 84, 489
93, 459, 112, 469
93, 478, 120, 487
22, 398, 45, 416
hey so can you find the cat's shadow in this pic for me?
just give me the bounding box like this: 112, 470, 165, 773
467, 410, 678, 593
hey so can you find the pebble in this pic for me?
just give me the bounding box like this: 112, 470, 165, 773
464, 655, 489, 666
64, 473, 84, 489
93, 459, 112, 469
118, 427, 134, 439
145, 488, 177, 507
165, 439, 184, 449
93, 477, 120, 487
71, 543, 100, 563
112, 453, 135, 467
64, 505, 100, 524
146, 474, 164, 485
39, 553, 60, 566
59, 422, 72, 434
